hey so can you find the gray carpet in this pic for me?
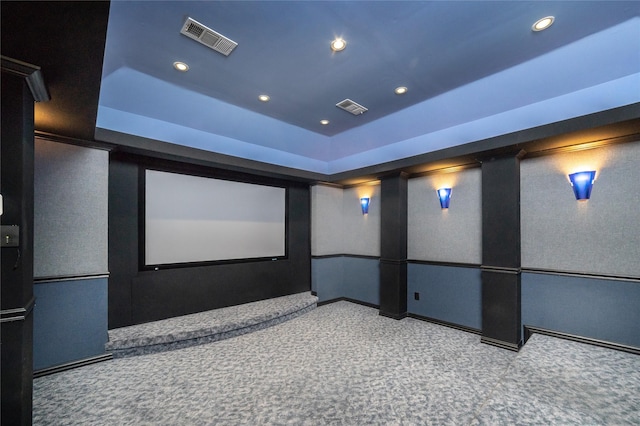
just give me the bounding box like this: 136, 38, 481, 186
105, 292, 318, 358
33, 301, 640, 425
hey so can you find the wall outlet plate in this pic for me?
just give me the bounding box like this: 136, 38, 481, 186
1, 225, 19, 247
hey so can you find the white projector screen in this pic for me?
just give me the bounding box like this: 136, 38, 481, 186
145, 169, 286, 266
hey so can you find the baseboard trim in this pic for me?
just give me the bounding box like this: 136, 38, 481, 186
34, 353, 113, 378
407, 313, 481, 335
379, 310, 407, 320
524, 326, 640, 356
407, 260, 481, 269
311, 254, 380, 260
317, 297, 379, 310
481, 336, 521, 352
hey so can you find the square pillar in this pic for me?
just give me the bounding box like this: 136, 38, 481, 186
379, 172, 408, 319
481, 153, 524, 350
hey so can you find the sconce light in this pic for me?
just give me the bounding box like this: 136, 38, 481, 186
437, 188, 452, 209
568, 171, 596, 201
360, 197, 370, 215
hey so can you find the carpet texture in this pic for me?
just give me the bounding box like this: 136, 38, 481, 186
34, 301, 640, 425
105, 292, 318, 358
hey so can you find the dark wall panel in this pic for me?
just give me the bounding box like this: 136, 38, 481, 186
482, 270, 521, 348
379, 173, 408, 318
1, 71, 35, 425
481, 154, 522, 349
108, 153, 311, 328
108, 155, 138, 328
482, 155, 521, 269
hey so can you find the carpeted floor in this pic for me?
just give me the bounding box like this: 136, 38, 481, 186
33, 301, 640, 425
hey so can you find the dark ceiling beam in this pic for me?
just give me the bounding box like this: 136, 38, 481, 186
1, 56, 50, 102
1, 1, 110, 142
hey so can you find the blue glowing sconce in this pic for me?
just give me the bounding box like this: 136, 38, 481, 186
568, 171, 596, 201
360, 197, 370, 215
437, 188, 452, 209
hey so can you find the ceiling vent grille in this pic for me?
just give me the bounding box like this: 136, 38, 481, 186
180, 17, 238, 56
336, 99, 368, 115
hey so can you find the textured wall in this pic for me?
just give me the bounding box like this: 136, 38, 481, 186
341, 257, 380, 305
312, 257, 380, 305
408, 168, 482, 263
33, 277, 108, 370
311, 183, 380, 304
311, 183, 380, 256
522, 273, 640, 348
311, 257, 345, 301
521, 141, 640, 277
34, 138, 108, 277
342, 185, 380, 256
407, 264, 481, 330
311, 185, 343, 255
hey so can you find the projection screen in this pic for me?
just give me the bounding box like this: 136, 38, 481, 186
145, 169, 286, 266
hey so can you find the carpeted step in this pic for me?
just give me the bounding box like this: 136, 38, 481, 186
105, 292, 317, 358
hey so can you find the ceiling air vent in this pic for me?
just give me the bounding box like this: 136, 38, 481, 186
336, 99, 368, 115
180, 17, 238, 56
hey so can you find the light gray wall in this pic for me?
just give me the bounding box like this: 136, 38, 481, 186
311, 184, 343, 256
311, 183, 380, 304
341, 185, 380, 256
521, 141, 640, 277
34, 138, 109, 277
408, 168, 482, 263
311, 183, 380, 256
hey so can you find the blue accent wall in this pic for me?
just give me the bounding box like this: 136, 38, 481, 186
33, 277, 109, 370
312, 257, 379, 306
407, 263, 481, 330
343, 257, 380, 306
522, 273, 640, 348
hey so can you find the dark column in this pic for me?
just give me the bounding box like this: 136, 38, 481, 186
1, 72, 36, 425
379, 172, 408, 319
481, 152, 524, 350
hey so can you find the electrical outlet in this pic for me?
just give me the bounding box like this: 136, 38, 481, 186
414, 292, 420, 301
1, 225, 19, 247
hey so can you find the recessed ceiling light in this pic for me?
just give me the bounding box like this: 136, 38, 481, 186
173, 61, 189, 72
258, 94, 270, 102
331, 38, 346, 52
532, 16, 554, 32
395, 86, 408, 95
320, 119, 330, 125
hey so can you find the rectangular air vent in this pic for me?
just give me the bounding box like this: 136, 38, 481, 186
336, 99, 368, 115
180, 17, 238, 56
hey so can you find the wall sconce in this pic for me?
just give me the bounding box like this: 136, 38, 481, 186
360, 197, 370, 215
568, 171, 596, 201
437, 188, 452, 209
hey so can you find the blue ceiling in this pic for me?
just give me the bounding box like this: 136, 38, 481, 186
97, 1, 640, 176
